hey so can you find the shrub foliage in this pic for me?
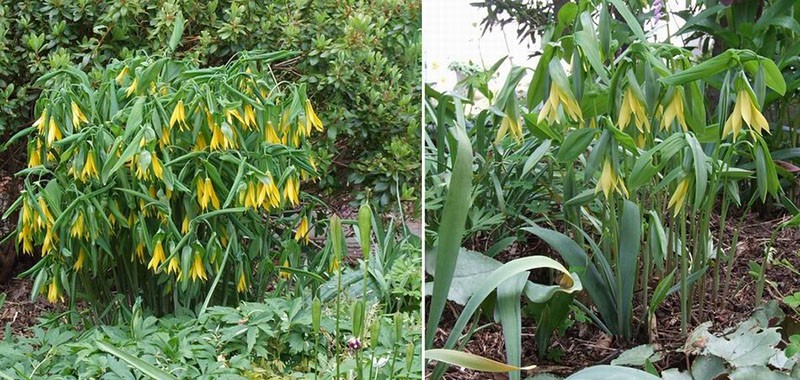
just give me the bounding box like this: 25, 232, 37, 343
0, 0, 421, 202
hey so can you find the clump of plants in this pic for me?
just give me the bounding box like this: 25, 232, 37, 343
6, 50, 324, 317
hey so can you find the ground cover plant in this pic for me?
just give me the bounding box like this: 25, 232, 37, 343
424, 0, 800, 378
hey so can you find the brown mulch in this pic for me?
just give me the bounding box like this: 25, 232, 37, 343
429, 209, 800, 379
0, 139, 60, 340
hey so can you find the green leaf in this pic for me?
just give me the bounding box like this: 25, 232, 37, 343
521, 225, 617, 334
611, 344, 660, 366
575, 12, 608, 83
607, 0, 646, 41
557, 128, 596, 163
617, 200, 641, 339
565, 365, 660, 380
661, 51, 733, 86
522, 139, 551, 177
425, 349, 537, 373
426, 99, 473, 348
96, 341, 177, 380
168, 11, 185, 51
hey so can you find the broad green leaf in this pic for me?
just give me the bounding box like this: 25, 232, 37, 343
426, 99, 473, 348
96, 341, 177, 380
617, 200, 640, 339
565, 365, 660, 380
557, 128, 596, 163
168, 11, 185, 51
611, 344, 660, 366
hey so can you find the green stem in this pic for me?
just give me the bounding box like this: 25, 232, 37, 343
680, 207, 689, 334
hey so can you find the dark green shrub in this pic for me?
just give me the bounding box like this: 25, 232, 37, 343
0, 0, 421, 203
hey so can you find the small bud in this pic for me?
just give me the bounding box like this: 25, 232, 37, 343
352, 300, 365, 339
312, 297, 321, 333
370, 319, 381, 349
357, 202, 372, 260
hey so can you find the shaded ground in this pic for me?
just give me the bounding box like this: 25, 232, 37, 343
429, 211, 800, 379
0, 140, 63, 340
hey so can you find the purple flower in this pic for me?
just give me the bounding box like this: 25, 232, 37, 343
652, 0, 664, 22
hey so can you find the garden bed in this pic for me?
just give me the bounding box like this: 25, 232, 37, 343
429, 211, 800, 379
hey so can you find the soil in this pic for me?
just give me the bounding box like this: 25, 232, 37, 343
429, 210, 800, 379
0, 140, 64, 340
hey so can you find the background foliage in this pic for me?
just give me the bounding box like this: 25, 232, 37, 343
0, 0, 421, 206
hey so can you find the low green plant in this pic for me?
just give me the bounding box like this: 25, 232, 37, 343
0, 296, 421, 379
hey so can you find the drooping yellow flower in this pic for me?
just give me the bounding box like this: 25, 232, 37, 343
237, 272, 247, 293
71, 101, 88, 128
70, 212, 87, 239
265, 121, 281, 144
662, 89, 688, 132
169, 100, 187, 130
618, 87, 650, 133
73, 248, 86, 271
28, 145, 41, 167
81, 150, 99, 181
304, 99, 323, 134
538, 82, 583, 125
116, 66, 129, 84
134, 242, 145, 262
33, 109, 47, 135
226, 108, 245, 126
722, 89, 769, 139
35, 196, 54, 231
134, 156, 148, 180
494, 114, 523, 144
259, 175, 282, 209
197, 177, 220, 210
210, 123, 226, 150
160, 127, 171, 147
18, 225, 33, 255
194, 133, 207, 151
41, 228, 57, 256
189, 253, 208, 282
594, 158, 628, 199
279, 259, 291, 280
329, 255, 340, 273
151, 154, 164, 180
243, 104, 257, 129
147, 240, 166, 272
294, 216, 310, 244
667, 178, 691, 217
181, 215, 190, 234
126, 78, 138, 97
243, 182, 259, 209
47, 118, 62, 145
167, 256, 181, 276
283, 176, 299, 207
47, 278, 63, 303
